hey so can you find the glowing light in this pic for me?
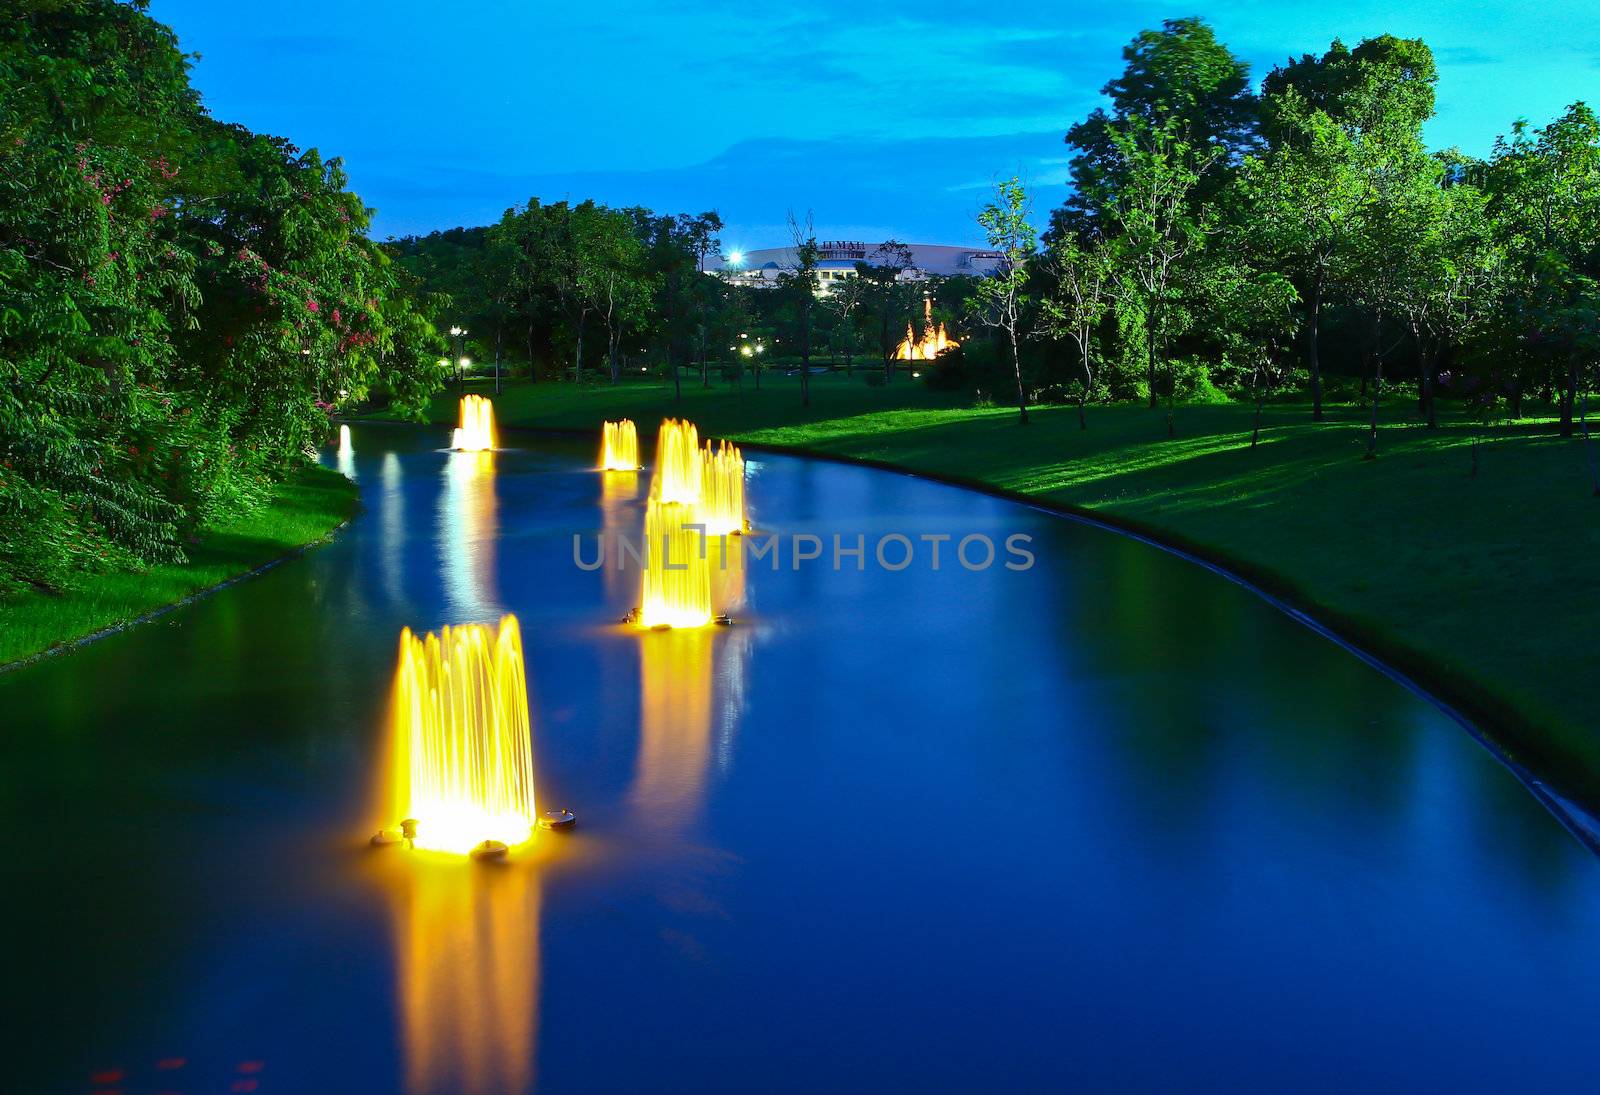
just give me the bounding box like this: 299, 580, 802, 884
727, 249, 744, 266
638, 496, 712, 629
451, 394, 496, 452
387, 616, 537, 854
377, 850, 540, 1095
600, 419, 640, 471
652, 418, 702, 505
336, 424, 356, 480
699, 439, 746, 536
896, 296, 958, 361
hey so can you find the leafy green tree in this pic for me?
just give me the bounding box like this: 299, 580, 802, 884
973, 178, 1038, 425
1040, 233, 1114, 428
1103, 118, 1220, 425
1056, 17, 1257, 237
1483, 104, 1600, 439
0, 0, 444, 595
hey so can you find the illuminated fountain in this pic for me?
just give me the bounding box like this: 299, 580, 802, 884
336, 424, 357, 480
384, 615, 536, 854
652, 418, 702, 505
637, 496, 712, 629
451, 394, 496, 452
600, 419, 640, 471
896, 295, 957, 361
699, 439, 747, 536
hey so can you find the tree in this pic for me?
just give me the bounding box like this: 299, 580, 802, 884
1483, 104, 1600, 440
1236, 93, 1363, 420
973, 178, 1038, 425
0, 0, 445, 595
781, 211, 820, 408
1104, 117, 1219, 427
1055, 17, 1257, 238
857, 241, 913, 382
1040, 233, 1114, 428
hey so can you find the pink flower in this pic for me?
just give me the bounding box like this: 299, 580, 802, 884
306, 298, 319, 312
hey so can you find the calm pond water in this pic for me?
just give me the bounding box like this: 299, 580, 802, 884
3, 423, 1598, 1094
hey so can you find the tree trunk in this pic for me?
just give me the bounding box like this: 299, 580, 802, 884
1582, 391, 1599, 497
1365, 331, 1384, 461
526, 321, 537, 383
1011, 330, 1029, 425
1308, 271, 1324, 422
1251, 364, 1265, 448
1559, 351, 1578, 437
800, 298, 812, 407
574, 312, 587, 386
1422, 341, 1437, 430
1078, 344, 1090, 430
1145, 308, 1158, 409
494, 325, 504, 394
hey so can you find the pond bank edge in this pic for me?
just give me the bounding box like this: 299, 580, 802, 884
0, 509, 355, 678
487, 417, 1600, 856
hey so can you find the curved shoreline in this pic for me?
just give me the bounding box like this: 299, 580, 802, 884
0, 513, 353, 678
492, 418, 1600, 855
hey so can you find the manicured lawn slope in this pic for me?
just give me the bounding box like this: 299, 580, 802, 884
0, 464, 358, 668
405, 374, 1600, 806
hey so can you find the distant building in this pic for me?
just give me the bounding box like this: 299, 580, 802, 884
713, 241, 1003, 294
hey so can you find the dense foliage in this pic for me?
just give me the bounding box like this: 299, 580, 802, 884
0, 0, 446, 596
1007, 19, 1600, 446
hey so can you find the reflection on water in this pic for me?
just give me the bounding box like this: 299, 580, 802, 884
373, 855, 541, 1095
382, 452, 406, 606
600, 470, 640, 605
439, 451, 499, 622
633, 627, 716, 829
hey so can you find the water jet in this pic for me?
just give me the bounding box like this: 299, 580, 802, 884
637, 495, 713, 629
699, 440, 747, 536
451, 394, 496, 451
600, 419, 640, 471
652, 419, 702, 504
383, 617, 537, 854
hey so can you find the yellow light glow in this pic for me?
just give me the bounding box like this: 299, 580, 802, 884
377, 852, 541, 1095
699, 439, 747, 536
896, 296, 958, 361
388, 616, 536, 854
600, 418, 640, 471
638, 496, 712, 629
632, 626, 713, 824
652, 418, 702, 505
451, 394, 496, 452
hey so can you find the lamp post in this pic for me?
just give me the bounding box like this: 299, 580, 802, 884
449, 326, 467, 387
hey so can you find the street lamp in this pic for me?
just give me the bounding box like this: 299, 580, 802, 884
449, 326, 467, 387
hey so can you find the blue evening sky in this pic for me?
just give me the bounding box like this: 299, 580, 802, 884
150, 1, 1599, 249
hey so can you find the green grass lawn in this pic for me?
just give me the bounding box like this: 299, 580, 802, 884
0, 464, 358, 669
402, 371, 1600, 805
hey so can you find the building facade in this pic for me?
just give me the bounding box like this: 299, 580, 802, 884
714, 241, 1003, 294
